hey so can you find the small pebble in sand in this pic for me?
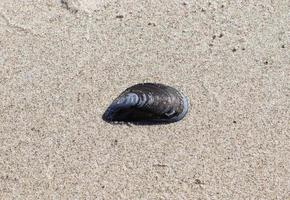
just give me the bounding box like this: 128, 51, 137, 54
148, 22, 156, 26
116, 15, 124, 19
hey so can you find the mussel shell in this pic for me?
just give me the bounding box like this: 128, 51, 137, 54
102, 83, 189, 124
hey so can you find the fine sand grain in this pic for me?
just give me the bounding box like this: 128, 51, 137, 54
0, 0, 289, 199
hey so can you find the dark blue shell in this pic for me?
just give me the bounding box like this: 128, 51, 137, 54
102, 83, 189, 124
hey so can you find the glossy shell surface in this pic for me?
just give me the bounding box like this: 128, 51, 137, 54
103, 83, 189, 124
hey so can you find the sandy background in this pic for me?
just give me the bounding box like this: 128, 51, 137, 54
0, 0, 289, 199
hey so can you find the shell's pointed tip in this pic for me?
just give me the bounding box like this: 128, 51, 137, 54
102, 104, 119, 122
102, 110, 112, 122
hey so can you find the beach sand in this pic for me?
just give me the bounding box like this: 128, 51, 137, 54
0, 0, 289, 199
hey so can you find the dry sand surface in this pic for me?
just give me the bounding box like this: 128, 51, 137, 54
0, 0, 289, 199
